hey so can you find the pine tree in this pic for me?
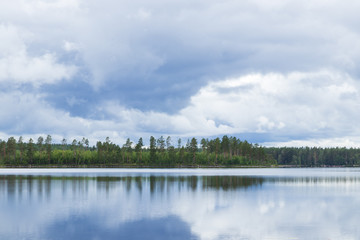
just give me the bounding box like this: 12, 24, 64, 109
45, 135, 52, 164
18, 136, 24, 163
37, 136, 44, 162
135, 138, 143, 163
27, 138, 34, 165
190, 138, 198, 164
150, 136, 157, 163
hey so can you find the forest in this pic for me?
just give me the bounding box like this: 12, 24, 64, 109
0, 135, 359, 167
265, 146, 360, 166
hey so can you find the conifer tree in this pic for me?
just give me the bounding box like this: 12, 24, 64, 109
27, 138, 34, 165
45, 135, 52, 164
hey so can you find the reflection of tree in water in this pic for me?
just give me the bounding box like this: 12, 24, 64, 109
1, 174, 359, 202
202, 176, 264, 191
0, 175, 265, 200
5, 175, 16, 201
266, 176, 360, 185
0, 175, 91, 202
109, 175, 265, 195
134, 176, 142, 193
36, 176, 51, 202
147, 176, 264, 193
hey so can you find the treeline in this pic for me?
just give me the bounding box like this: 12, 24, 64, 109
266, 147, 360, 166
2, 135, 359, 167
0, 135, 275, 167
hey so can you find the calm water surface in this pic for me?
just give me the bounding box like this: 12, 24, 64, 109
0, 168, 360, 240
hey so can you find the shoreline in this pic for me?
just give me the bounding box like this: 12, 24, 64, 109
0, 165, 358, 169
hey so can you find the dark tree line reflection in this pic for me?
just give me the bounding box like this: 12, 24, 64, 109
1, 175, 360, 201
0, 175, 265, 200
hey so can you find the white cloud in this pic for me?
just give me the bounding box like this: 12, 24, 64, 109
3, 0, 360, 89
2, 69, 360, 147
0, 91, 116, 145
1, 170, 358, 239
175, 70, 360, 140
129, 8, 152, 20
0, 25, 77, 86
0, 52, 77, 86
22, 0, 81, 12
1, 0, 360, 146
84, 70, 360, 146
63, 41, 79, 52
265, 137, 360, 148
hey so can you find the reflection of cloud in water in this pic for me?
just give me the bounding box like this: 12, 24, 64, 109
0, 172, 360, 239
45, 215, 195, 240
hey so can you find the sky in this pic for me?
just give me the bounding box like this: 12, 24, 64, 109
1, 0, 360, 147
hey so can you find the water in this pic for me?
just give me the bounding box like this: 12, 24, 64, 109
0, 168, 359, 240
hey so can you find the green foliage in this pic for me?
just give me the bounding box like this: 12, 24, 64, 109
6, 137, 17, 164
266, 146, 360, 167
1, 134, 357, 168
45, 135, 52, 164
149, 136, 157, 163
27, 138, 34, 164
135, 138, 144, 163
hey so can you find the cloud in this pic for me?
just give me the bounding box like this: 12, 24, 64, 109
0, 24, 77, 87
63, 41, 79, 52
179, 70, 360, 139
0, 91, 115, 145
0, 52, 77, 86
1, 172, 358, 239
97, 70, 360, 146
264, 137, 360, 148
3, 0, 360, 113
1, 0, 360, 145
2, 69, 360, 147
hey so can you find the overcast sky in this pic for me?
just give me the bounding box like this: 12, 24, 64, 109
1, 0, 360, 147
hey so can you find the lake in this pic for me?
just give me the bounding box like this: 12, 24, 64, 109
0, 168, 359, 240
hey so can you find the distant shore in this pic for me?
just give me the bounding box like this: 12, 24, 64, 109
0, 164, 358, 169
